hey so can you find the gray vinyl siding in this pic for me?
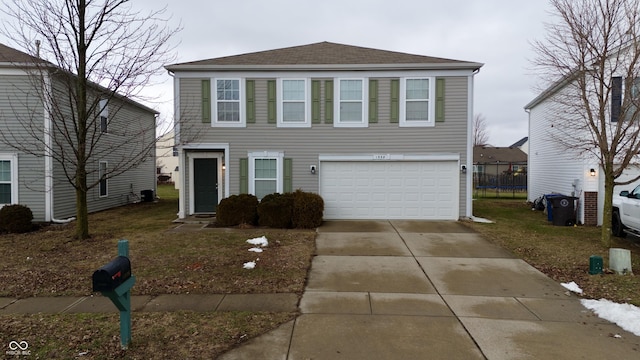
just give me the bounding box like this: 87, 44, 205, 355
0, 74, 47, 220
179, 75, 470, 217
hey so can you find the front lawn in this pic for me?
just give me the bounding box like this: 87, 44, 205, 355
466, 198, 640, 305
0, 184, 315, 358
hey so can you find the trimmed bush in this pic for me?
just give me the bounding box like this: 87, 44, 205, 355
258, 193, 294, 228
216, 194, 258, 227
0, 204, 34, 233
292, 190, 324, 229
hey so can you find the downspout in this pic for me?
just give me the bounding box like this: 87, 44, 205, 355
169, 70, 185, 218
466, 68, 481, 219
43, 71, 76, 224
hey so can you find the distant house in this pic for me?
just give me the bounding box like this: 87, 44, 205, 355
0, 43, 157, 222
510, 137, 529, 155
156, 129, 180, 189
473, 145, 527, 193
166, 42, 483, 220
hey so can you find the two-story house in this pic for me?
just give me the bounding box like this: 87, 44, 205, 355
0, 43, 157, 222
166, 42, 483, 220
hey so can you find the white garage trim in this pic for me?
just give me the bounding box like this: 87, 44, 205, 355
319, 154, 460, 220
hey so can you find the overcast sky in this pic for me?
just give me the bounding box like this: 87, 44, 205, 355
0, 0, 553, 146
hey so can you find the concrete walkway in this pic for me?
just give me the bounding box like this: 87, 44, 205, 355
220, 220, 640, 359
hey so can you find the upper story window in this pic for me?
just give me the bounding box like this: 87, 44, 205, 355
214, 79, 244, 127
99, 99, 108, 133
400, 77, 435, 127
334, 78, 368, 127
278, 79, 310, 127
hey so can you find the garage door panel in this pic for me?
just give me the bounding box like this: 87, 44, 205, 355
320, 161, 459, 220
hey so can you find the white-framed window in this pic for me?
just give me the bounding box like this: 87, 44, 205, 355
99, 161, 108, 197
278, 78, 310, 127
248, 151, 283, 200
0, 154, 18, 207
400, 77, 435, 127
99, 99, 108, 133
213, 78, 245, 127
334, 78, 368, 127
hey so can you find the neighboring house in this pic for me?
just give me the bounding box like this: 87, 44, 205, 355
473, 145, 527, 192
166, 42, 482, 220
0, 43, 157, 222
525, 75, 640, 226
510, 137, 529, 155
156, 129, 180, 189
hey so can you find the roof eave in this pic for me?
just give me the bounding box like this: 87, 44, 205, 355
165, 62, 484, 72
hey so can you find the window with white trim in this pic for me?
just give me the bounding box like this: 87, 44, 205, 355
334, 78, 367, 127
0, 154, 18, 207
99, 99, 108, 133
99, 161, 108, 197
214, 78, 244, 127
400, 77, 435, 127
278, 78, 310, 127
248, 151, 283, 200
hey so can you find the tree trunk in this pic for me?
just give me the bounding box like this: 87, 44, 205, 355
601, 165, 614, 248
75, 166, 89, 239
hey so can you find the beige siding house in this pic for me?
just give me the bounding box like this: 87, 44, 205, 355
0, 43, 157, 222
166, 42, 482, 220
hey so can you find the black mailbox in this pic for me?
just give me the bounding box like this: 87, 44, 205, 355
92, 256, 132, 292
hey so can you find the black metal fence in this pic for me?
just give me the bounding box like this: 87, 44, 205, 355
473, 169, 527, 198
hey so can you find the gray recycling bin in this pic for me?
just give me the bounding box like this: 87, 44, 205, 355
549, 196, 578, 226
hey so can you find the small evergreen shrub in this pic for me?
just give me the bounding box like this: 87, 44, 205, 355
0, 204, 34, 233
216, 194, 258, 227
292, 190, 324, 229
258, 193, 294, 228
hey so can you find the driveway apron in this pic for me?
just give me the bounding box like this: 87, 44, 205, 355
220, 220, 640, 360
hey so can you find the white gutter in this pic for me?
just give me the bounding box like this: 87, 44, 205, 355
165, 62, 485, 72
43, 71, 76, 224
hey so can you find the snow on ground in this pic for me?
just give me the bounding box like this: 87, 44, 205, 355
243, 236, 268, 269
247, 236, 268, 247
562, 281, 640, 336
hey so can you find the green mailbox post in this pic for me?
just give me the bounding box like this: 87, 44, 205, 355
92, 239, 136, 349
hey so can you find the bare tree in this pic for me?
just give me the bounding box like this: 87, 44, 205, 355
473, 113, 490, 146
0, 0, 179, 239
532, 0, 640, 246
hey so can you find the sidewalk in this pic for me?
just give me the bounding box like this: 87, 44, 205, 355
0, 293, 298, 314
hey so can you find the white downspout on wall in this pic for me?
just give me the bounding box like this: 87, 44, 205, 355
466, 69, 480, 219
43, 72, 75, 224
170, 71, 186, 219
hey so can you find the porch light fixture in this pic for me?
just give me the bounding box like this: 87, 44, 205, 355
222, 163, 226, 171
590, 168, 596, 177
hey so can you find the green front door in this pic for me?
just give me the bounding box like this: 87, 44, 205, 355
193, 158, 218, 213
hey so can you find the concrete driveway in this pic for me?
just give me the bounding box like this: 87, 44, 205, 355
221, 220, 640, 359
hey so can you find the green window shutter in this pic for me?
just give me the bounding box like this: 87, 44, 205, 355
202, 79, 211, 123
267, 80, 276, 124
239, 158, 249, 194
435, 78, 445, 122
324, 80, 333, 124
390, 79, 399, 123
246, 80, 255, 124
312, 80, 321, 124
283, 158, 293, 193
369, 79, 378, 123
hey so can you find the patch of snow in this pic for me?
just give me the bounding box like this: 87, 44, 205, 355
561, 281, 583, 294
471, 216, 494, 223
581, 299, 640, 336
243, 261, 256, 269
248, 247, 263, 253
247, 236, 268, 247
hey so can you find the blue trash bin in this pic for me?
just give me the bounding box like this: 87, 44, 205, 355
544, 194, 563, 221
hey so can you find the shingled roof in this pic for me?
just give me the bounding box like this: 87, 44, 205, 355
473, 146, 527, 163
166, 42, 483, 71
0, 42, 44, 65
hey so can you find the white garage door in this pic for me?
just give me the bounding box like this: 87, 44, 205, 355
319, 161, 459, 220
